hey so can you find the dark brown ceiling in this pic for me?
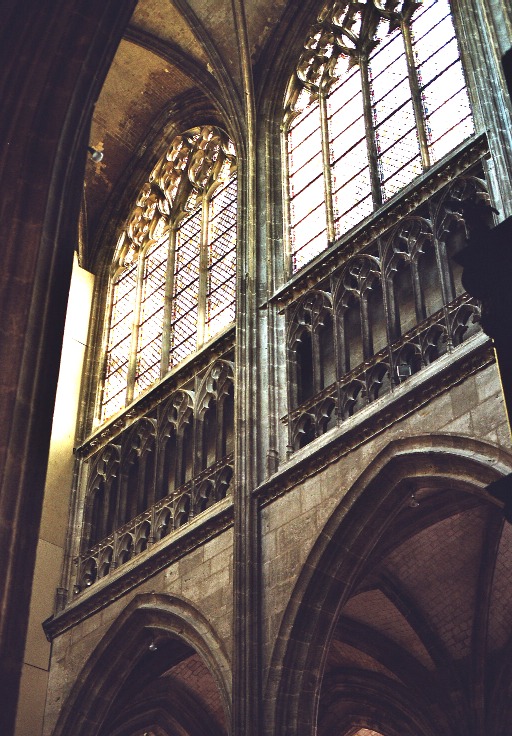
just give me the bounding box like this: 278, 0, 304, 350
84, 0, 290, 263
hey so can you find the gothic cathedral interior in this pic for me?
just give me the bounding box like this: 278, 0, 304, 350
2, 1, 512, 735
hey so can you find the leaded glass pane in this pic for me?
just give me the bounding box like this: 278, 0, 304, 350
328, 67, 364, 142
289, 104, 323, 174
102, 264, 137, 420
170, 210, 201, 367
412, 0, 474, 162
288, 100, 328, 270
328, 66, 372, 237
207, 177, 237, 339
335, 190, 373, 236
332, 144, 373, 236
286, 0, 475, 275
291, 173, 326, 221
370, 29, 422, 200
294, 226, 329, 272
289, 151, 324, 198
383, 153, 423, 199
429, 99, 474, 162
413, 0, 453, 71
134, 238, 169, 397
100, 126, 237, 424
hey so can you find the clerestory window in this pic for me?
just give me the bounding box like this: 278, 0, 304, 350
101, 126, 237, 422
285, 0, 475, 273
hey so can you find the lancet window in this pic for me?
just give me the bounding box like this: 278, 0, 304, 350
284, 0, 475, 272
101, 126, 237, 421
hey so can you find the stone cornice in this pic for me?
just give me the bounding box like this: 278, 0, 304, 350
43, 498, 234, 641
255, 334, 495, 506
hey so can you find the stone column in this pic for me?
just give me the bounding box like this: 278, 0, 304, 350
0, 3, 136, 733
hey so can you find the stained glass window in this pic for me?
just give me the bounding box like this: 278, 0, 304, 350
285, 0, 475, 272
207, 177, 237, 339
170, 210, 202, 368
101, 126, 237, 422
103, 263, 137, 419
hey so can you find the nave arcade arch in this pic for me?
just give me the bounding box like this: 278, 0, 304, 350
269, 435, 512, 736
50, 594, 231, 736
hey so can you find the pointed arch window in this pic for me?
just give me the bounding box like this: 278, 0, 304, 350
285, 0, 475, 272
101, 126, 237, 422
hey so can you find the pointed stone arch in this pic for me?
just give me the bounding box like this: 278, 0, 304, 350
52, 593, 232, 736
267, 434, 512, 736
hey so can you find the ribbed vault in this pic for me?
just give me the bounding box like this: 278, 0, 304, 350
320, 485, 512, 736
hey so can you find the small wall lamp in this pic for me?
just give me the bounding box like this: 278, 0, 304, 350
87, 145, 103, 163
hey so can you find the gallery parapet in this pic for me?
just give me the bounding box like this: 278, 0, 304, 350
270, 134, 489, 313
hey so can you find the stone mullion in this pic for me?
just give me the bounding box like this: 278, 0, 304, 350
112, 459, 124, 532
286, 340, 298, 456
375, 240, 395, 384
329, 276, 343, 425
386, 270, 401, 343
429, 197, 456, 307
197, 196, 210, 349
216, 395, 225, 461
137, 449, 151, 514
175, 426, 186, 489
339, 306, 350, 375
360, 294, 372, 360
147, 436, 158, 513
331, 274, 348, 379
153, 424, 166, 503
126, 456, 139, 522
160, 231, 176, 377
126, 254, 145, 405
311, 320, 323, 396
86, 486, 98, 549
429, 224, 455, 352
402, 19, 431, 170
437, 237, 456, 306
286, 311, 299, 410
117, 465, 129, 528
319, 92, 336, 244
193, 399, 204, 479
411, 259, 427, 324
360, 55, 383, 209
96, 482, 109, 543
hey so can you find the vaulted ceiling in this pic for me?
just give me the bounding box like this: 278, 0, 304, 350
320, 486, 512, 736
83, 0, 291, 266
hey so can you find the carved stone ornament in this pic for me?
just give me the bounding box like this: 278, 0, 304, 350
286, 0, 418, 115
114, 125, 236, 273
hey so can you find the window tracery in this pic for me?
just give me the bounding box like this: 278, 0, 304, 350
284, 0, 475, 272
102, 126, 237, 421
